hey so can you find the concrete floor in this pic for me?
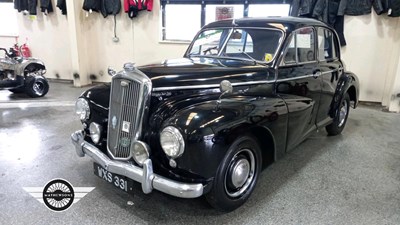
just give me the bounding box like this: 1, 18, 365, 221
0, 81, 399, 225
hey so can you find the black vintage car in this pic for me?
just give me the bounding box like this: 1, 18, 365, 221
0, 48, 49, 98
71, 17, 359, 211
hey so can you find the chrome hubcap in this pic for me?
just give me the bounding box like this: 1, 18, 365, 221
338, 100, 348, 127
231, 159, 250, 188
224, 149, 255, 198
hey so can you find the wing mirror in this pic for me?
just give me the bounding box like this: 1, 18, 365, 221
108, 67, 117, 77
215, 80, 233, 111
220, 80, 233, 94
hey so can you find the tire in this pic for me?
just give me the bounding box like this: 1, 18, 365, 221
24, 76, 49, 98
326, 93, 350, 136
206, 135, 262, 212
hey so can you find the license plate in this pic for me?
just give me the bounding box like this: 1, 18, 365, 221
93, 163, 134, 194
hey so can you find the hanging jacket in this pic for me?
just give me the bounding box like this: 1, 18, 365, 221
290, 0, 318, 17
14, 0, 29, 12
124, 0, 141, 18
101, 0, 121, 18
312, 0, 347, 46
83, 0, 102, 12
124, 0, 142, 12
142, 0, 153, 11
344, 0, 384, 16
313, 0, 347, 23
379, 0, 400, 16
40, 0, 53, 14
57, 0, 67, 15
28, 0, 38, 15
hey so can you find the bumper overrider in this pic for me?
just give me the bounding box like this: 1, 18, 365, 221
71, 130, 204, 198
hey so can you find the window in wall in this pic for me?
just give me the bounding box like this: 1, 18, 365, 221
317, 28, 337, 61
205, 5, 244, 25
163, 4, 202, 42
161, 1, 290, 42
248, 4, 290, 17
0, 2, 19, 37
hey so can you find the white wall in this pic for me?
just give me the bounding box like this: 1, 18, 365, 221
82, 0, 188, 83
0, 0, 188, 83
341, 12, 400, 103
0, 9, 73, 80
75, 0, 188, 83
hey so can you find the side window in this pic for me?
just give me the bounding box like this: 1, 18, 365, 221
283, 27, 316, 65
297, 28, 315, 63
284, 37, 296, 64
317, 28, 337, 61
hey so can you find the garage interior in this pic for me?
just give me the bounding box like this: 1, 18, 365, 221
1, 0, 400, 224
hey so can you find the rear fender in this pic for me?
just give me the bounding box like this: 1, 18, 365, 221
330, 72, 359, 117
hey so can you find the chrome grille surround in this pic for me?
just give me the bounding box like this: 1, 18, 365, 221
107, 68, 152, 160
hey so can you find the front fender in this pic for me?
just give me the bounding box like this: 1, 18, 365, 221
160, 96, 286, 180
16, 58, 46, 76
330, 72, 359, 117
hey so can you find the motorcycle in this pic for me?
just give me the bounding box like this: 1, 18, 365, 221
0, 46, 49, 98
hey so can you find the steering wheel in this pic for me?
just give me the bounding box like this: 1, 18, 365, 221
203, 46, 219, 55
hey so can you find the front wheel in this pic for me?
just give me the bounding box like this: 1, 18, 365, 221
326, 93, 350, 135
206, 136, 262, 212
24, 76, 49, 98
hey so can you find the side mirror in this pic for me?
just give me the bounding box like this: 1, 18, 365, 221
220, 80, 233, 94
215, 80, 233, 112
108, 67, 117, 77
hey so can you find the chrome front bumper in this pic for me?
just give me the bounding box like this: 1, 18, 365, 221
71, 130, 204, 198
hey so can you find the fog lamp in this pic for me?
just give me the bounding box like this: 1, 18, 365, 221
132, 141, 150, 166
89, 122, 102, 144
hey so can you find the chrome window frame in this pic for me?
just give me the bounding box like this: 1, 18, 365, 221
315, 26, 340, 63
279, 26, 318, 68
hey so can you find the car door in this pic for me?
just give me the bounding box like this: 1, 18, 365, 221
276, 27, 322, 152
315, 27, 343, 127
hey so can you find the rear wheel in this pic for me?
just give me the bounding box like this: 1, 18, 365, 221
206, 136, 262, 212
24, 76, 49, 98
326, 93, 350, 135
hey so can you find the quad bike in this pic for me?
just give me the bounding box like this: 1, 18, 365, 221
0, 47, 49, 98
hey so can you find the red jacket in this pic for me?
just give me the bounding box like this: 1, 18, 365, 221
124, 0, 153, 12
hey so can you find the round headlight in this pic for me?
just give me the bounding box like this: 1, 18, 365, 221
160, 126, 184, 158
132, 141, 150, 166
75, 98, 90, 120
89, 122, 102, 144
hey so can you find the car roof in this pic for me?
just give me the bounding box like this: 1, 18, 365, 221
203, 16, 328, 32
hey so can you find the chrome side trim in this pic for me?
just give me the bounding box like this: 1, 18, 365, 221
277, 74, 314, 82
71, 131, 204, 198
276, 69, 338, 82
153, 80, 275, 91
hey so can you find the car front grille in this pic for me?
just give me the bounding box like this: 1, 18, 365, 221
107, 71, 151, 160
